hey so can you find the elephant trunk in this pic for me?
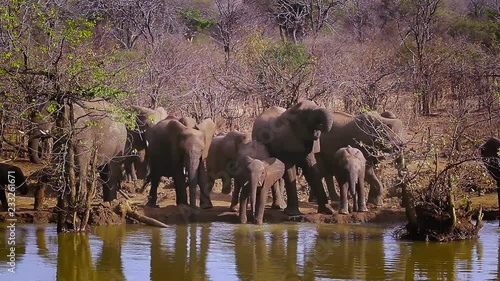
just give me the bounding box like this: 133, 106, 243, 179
348, 168, 357, 198
28, 137, 42, 164
250, 177, 258, 221
186, 152, 201, 208
315, 108, 334, 132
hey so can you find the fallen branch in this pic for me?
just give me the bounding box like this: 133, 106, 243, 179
115, 199, 168, 228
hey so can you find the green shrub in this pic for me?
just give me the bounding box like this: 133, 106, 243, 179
180, 8, 214, 32
449, 18, 500, 48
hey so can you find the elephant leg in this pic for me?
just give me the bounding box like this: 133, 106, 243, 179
270, 179, 286, 210
99, 165, 110, 201
230, 180, 241, 212
303, 167, 316, 203
300, 156, 333, 215
174, 171, 188, 206
256, 186, 268, 225
239, 182, 249, 224
221, 175, 232, 195
197, 160, 213, 209
283, 167, 302, 216
365, 164, 383, 206
356, 172, 368, 212
325, 174, 340, 202
338, 178, 349, 215
104, 161, 122, 202
129, 160, 138, 181
34, 182, 46, 210
207, 176, 215, 193
146, 171, 161, 207
0, 188, 7, 211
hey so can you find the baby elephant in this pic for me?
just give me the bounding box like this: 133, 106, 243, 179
0, 163, 29, 212
333, 146, 368, 214
235, 156, 285, 225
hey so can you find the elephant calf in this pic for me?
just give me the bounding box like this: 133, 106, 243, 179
0, 163, 29, 212
235, 156, 285, 225
332, 146, 368, 214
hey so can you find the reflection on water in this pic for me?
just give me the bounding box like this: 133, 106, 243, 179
0, 222, 498, 281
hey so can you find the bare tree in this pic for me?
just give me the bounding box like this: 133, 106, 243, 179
213, 0, 244, 65
398, 0, 442, 116
269, 0, 343, 43
341, 0, 375, 42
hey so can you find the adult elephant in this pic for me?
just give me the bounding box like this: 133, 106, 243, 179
316, 110, 404, 206
59, 99, 128, 202
124, 105, 168, 182
252, 100, 334, 216
28, 101, 56, 163
0, 163, 29, 211
480, 136, 500, 223
206, 131, 251, 195
145, 117, 216, 209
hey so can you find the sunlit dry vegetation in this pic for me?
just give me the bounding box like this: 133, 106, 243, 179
0, 0, 499, 238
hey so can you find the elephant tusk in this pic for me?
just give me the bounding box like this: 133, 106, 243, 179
145, 140, 149, 147
40, 130, 49, 135
18, 130, 25, 135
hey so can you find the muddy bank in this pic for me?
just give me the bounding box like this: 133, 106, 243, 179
1, 190, 496, 226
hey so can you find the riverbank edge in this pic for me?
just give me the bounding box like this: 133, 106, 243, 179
0, 205, 496, 225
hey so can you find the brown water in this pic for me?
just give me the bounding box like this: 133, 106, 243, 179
0, 222, 499, 281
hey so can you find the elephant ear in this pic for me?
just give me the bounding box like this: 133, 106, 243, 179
179, 116, 197, 128
262, 158, 285, 189
195, 118, 216, 159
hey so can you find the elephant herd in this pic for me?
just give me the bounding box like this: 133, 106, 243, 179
5, 98, 498, 225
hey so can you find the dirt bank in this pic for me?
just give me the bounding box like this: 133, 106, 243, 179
1, 158, 497, 226
1, 188, 497, 226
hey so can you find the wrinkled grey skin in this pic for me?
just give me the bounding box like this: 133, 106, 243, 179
252, 100, 334, 216
0, 163, 29, 211
123, 106, 168, 182
235, 155, 285, 225
332, 146, 368, 214
61, 99, 128, 202
145, 118, 215, 209
28, 102, 56, 164
316, 110, 404, 206
205, 131, 286, 211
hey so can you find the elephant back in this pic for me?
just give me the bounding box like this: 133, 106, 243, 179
238, 140, 270, 160
195, 118, 216, 159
